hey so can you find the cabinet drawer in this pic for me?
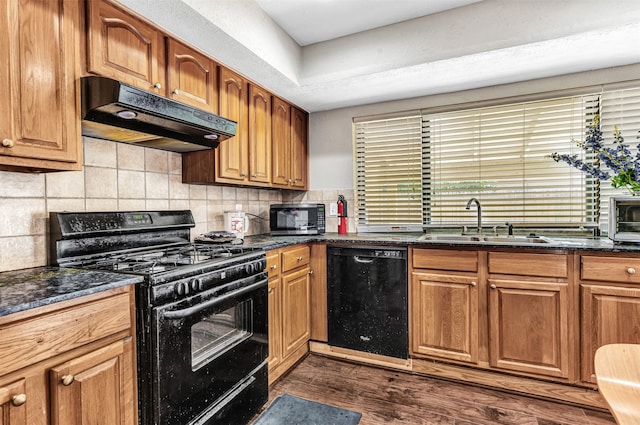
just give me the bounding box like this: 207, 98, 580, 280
281, 245, 310, 273
488, 252, 567, 278
581, 255, 640, 284
266, 251, 280, 279
0, 292, 131, 376
412, 249, 478, 272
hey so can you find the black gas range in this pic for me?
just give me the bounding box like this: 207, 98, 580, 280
49, 210, 268, 425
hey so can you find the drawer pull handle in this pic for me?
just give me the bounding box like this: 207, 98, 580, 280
297, 256, 303, 261
61, 375, 74, 386
628, 267, 636, 275
11, 394, 26, 407
490, 284, 497, 289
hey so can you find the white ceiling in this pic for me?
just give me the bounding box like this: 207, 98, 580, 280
119, 0, 640, 113
252, 0, 482, 46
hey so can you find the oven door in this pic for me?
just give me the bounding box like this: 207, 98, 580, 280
151, 274, 268, 425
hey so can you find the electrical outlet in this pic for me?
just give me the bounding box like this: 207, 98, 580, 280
329, 203, 338, 216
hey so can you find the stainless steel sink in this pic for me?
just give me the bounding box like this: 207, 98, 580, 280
417, 234, 551, 244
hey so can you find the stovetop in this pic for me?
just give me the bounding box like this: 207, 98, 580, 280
68, 243, 260, 276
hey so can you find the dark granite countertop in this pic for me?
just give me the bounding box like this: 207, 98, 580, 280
241, 232, 640, 253
0, 267, 143, 317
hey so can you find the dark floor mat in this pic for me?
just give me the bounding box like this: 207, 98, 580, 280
253, 393, 361, 425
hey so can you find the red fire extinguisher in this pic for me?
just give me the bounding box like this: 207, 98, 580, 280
337, 194, 347, 234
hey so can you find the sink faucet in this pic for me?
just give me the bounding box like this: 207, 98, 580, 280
465, 198, 482, 233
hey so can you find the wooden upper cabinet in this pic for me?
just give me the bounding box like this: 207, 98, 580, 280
215, 67, 249, 183
271, 96, 292, 187
166, 38, 218, 113
0, 0, 82, 172
290, 106, 308, 189
86, 0, 165, 94
248, 84, 272, 184
271, 97, 308, 189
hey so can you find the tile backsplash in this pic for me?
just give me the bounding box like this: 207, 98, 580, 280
0, 138, 354, 272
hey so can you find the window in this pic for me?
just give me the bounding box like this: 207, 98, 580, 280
354, 88, 640, 233
355, 114, 423, 232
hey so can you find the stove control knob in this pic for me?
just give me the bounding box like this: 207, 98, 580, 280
257, 259, 266, 271
245, 263, 255, 274
175, 282, 189, 296
191, 278, 203, 292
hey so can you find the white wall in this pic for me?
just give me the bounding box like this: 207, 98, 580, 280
308, 63, 640, 190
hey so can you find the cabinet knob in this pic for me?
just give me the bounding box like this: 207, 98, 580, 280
153, 82, 162, 89
470, 281, 477, 287
61, 375, 74, 386
268, 288, 273, 294
11, 393, 26, 407
308, 270, 314, 275
628, 267, 636, 275
172, 89, 180, 95
2, 138, 14, 148
297, 256, 303, 261
252, 173, 258, 178
490, 284, 497, 289
270, 265, 277, 270
286, 179, 292, 183
240, 173, 248, 178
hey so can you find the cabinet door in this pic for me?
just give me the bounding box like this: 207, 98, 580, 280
50, 338, 136, 425
87, 0, 165, 94
581, 283, 640, 383
248, 84, 271, 184
411, 271, 478, 363
216, 67, 248, 182
271, 96, 291, 187
0, 0, 82, 171
267, 277, 282, 373
166, 38, 218, 113
290, 106, 308, 189
282, 267, 311, 358
0, 379, 27, 425
488, 278, 569, 378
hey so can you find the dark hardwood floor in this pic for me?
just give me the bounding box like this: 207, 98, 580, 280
259, 354, 617, 425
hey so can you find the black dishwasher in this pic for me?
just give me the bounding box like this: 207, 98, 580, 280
327, 245, 408, 359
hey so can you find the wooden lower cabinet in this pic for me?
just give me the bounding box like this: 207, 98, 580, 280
0, 379, 27, 424
411, 271, 479, 364
0, 287, 137, 425
411, 248, 575, 381
267, 245, 312, 384
488, 278, 570, 378
580, 253, 640, 384
50, 338, 135, 425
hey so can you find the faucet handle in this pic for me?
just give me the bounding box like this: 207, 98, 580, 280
505, 222, 514, 236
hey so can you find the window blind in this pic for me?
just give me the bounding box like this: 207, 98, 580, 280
423, 95, 600, 227
353, 87, 640, 233
355, 115, 423, 232
599, 87, 640, 231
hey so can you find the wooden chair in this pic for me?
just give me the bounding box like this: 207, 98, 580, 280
594, 343, 640, 425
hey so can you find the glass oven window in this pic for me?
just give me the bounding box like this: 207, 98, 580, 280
191, 299, 253, 371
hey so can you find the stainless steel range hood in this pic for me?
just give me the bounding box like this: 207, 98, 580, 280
80, 76, 237, 153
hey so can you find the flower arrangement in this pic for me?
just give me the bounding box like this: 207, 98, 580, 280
550, 114, 640, 194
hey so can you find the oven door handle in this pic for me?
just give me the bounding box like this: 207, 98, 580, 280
161, 278, 267, 320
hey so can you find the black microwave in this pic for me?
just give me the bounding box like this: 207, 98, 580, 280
270, 203, 326, 235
